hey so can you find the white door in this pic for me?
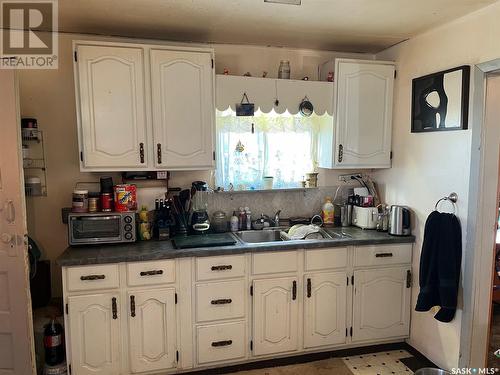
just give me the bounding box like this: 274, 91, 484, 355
76, 44, 149, 170
252, 277, 299, 356
352, 267, 411, 342
150, 49, 214, 169
128, 289, 177, 373
0, 70, 35, 375
303, 272, 347, 348
68, 293, 121, 375
334, 59, 394, 168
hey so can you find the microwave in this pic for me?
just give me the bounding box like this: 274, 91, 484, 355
68, 212, 136, 246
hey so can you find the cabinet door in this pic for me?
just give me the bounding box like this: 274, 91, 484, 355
334, 59, 394, 168
150, 49, 214, 169
303, 272, 347, 348
252, 277, 299, 356
352, 267, 411, 342
128, 288, 177, 373
68, 293, 121, 375
76, 45, 148, 169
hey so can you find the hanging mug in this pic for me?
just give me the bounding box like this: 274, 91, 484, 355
299, 96, 314, 117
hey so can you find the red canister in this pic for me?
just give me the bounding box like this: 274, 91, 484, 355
113, 184, 137, 212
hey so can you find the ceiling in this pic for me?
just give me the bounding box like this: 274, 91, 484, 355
53, 0, 498, 53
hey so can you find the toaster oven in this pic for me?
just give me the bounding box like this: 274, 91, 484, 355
68, 212, 136, 245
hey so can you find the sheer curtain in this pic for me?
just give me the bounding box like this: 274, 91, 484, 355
215, 109, 331, 190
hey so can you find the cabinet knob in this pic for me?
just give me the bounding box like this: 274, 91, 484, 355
140, 270, 163, 276
292, 280, 297, 301
211, 265, 232, 271
211, 298, 232, 305
112, 297, 118, 320
80, 274, 106, 281
130, 295, 136, 317
157, 143, 162, 164
338, 144, 343, 163
306, 278, 312, 298
139, 143, 145, 164
211, 340, 232, 347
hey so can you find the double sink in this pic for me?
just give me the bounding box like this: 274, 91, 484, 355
233, 227, 351, 244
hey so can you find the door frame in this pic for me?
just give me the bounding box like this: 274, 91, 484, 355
460, 60, 500, 367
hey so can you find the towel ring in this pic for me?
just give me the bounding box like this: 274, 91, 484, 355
434, 192, 458, 214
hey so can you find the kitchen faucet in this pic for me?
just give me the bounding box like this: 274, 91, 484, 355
274, 210, 282, 227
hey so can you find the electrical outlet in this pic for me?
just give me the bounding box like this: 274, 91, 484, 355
338, 173, 363, 183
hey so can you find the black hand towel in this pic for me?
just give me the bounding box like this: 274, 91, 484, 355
415, 210, 462, 322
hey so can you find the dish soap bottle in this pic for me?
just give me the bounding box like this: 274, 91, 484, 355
321, 197, 335, 227
230, 211, 239, 232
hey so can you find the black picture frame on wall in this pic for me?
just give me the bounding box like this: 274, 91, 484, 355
411, 65, 470, 133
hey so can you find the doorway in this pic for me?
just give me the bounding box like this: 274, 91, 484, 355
485, 74, 500, 367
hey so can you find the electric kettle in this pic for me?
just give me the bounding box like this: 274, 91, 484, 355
388, 205, 411, 236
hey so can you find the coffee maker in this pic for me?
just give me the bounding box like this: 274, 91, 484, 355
190, 181, 210, 233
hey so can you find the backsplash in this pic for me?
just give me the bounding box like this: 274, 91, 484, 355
207, 187, 351, 219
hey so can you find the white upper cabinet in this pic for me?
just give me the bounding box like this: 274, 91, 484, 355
73, 41, 215, 171
150, 49, 215, 169
75, 44, 148, 170
319, 59, 394, 169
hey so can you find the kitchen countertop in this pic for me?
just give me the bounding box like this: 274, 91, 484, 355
57, 227, 415, 267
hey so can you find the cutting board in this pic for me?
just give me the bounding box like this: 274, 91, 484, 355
172, 233, 237, 249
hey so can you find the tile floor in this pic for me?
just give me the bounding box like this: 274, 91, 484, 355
342, 350, 414, 375
225, 350, 419, 375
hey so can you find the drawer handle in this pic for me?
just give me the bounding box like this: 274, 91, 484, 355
130, 295, 136, 317
211, 340, 233, 347
211, 265, 232, 271
112, 297, 118, 320
292, 280, 297, 301
211, 298, 232, 305
140, 270, 164, 276
306, 278, 312, 298
80, 274, 106, 281
375, 253, 393, 258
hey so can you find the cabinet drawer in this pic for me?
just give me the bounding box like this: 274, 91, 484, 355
196, 255, 245, 281
197, 321, 246, 365
354, 244, 412, 267
305, 248, 348, 271
252, 251, 297, 275
196, 280, 245, 323
126, 260, 175, 286
66, 264, 119, 292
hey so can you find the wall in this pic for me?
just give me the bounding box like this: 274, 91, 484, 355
374, 1, 500, 370
19, 32, 371, 297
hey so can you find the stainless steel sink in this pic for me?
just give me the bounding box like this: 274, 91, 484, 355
234, 229, 283, 243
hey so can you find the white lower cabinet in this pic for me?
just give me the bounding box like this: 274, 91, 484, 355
127, 288, 177, 373
352, 267, 411, 342
67, 293, 121, 375
303, 272, 347, 348
252, 277, 299, 356
64, 245, 412, 374
196, 321, 246, 365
